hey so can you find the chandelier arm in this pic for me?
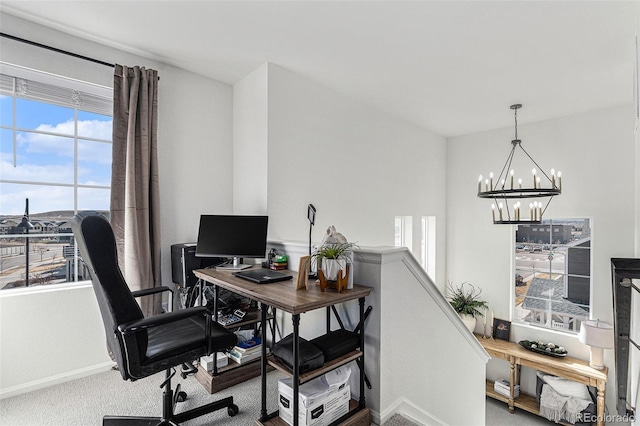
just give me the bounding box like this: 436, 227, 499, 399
541, 197, 554, 216
518, 144, 553, 182
495, 144, 518, 190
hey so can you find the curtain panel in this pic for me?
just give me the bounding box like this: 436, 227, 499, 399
111, 64, 161, 317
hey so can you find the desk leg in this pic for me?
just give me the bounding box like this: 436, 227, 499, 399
212, 284, 219, 375
359, 297, 366, 408
509, 357, 515, 413
596, 379, 605, 426
293, 314, 300, 426
260, 303, 268, 422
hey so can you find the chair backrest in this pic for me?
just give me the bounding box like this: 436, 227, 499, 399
71, 214, 147, 378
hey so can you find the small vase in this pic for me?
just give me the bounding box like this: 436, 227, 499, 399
459, 313, 477, 333
321, 258, 347, 281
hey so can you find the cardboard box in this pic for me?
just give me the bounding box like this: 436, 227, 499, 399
278, 383, 350, 426
277, 366, 352, 426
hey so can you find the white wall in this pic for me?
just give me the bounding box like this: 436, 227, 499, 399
446, 105, 637, 412
0, 13, 234, 396
379, 248, 489, 425
263, 64, 448, 287
0, 284, 114, 398
233, 63, 269, 215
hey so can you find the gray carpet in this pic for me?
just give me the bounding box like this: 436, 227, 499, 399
0, 367, 287, 426
0, 368, 574, 426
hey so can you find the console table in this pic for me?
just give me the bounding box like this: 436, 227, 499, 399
477, 335, 608, 426
194, 268, 373, 426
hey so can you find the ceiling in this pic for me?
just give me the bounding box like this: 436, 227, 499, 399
1, 1, 638, 137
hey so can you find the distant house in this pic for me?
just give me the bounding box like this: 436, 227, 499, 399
0, 218, 20, 235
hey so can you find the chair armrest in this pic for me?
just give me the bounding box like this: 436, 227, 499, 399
131, 286, 173, 298
118, 306, 208, 334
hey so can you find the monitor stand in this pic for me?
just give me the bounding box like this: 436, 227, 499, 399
215, 257, 252, 271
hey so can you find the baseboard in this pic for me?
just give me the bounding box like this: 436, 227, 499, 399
380, 396, 446, 426
0, 361, 115, 400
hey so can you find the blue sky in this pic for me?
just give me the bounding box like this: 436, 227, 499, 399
0, 96, 112, 216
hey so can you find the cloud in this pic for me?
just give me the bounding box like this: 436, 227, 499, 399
17, 119, 112, 165
0, 183, 74, 215
0, 158, 73, 182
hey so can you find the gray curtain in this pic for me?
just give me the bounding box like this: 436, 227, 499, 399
110, 64, 161, 317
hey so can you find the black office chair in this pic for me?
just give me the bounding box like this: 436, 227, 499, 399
71, 214, 239, 425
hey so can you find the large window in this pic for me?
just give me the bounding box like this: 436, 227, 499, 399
513, 218, 591, 333
0, 63, 112, 290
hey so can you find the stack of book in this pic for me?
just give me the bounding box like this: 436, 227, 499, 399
270, 261, 288, 270
227, 336, 264, 365
494, 379, 520, 398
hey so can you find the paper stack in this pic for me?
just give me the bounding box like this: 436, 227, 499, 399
494, 378, 520, 398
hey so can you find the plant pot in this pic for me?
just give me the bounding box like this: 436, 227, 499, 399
321, 258, 347, 281
459, 313, 476, 333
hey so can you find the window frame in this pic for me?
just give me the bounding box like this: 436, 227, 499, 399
512, 218, 592, 334
0, 62, 112, 292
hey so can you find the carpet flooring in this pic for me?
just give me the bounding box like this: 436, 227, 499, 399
1, 367, 585, 425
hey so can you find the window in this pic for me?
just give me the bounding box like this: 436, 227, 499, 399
395, 215, 436, 280
421, 216, 436, 281
514, 218, 591, 333
394, 216, 412, 250
0, 63, 112, 290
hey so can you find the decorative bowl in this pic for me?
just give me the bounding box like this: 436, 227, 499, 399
519, 340, 567, 357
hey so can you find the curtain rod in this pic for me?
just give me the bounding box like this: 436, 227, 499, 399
1, 32, 115, 68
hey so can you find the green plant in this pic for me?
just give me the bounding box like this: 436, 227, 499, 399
446, 281, 488, 318
311, 242, 358, 267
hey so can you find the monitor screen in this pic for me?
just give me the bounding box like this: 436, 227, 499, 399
195, 215, 268, 261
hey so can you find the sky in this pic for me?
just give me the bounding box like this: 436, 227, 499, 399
0, 95, 112, 216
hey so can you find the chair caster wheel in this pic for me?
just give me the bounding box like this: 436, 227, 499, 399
228, 404, 239, 417
176, 391, 187, 402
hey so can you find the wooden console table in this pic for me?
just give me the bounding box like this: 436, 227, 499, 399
476, 335, 608, 426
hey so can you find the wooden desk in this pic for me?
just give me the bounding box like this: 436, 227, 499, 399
194, 268, 373, 426
477, 335, 608, 426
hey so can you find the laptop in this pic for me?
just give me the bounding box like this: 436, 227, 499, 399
233, 268, 293, 284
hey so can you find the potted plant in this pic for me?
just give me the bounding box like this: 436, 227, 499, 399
311, 242, 357, 282
446, 281, 488, 332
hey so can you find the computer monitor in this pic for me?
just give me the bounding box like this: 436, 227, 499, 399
195, 215, 268, 271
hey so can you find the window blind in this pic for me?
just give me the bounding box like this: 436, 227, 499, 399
0, 71, 112, 116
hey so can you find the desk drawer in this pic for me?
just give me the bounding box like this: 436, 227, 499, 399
487, 348, 510, 361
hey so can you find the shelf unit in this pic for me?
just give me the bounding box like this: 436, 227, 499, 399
195, 309, 275, 394
193, 268, 373, 426
477, 335, 607, 426
259, 350, 370, 426
266, 350, 362, 384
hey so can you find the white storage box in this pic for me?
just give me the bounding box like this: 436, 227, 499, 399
200, 352, 228, 371
277, 365, 351, 426
278, 383, 350, 426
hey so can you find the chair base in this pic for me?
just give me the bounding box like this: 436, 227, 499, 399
103, 396, 238, 426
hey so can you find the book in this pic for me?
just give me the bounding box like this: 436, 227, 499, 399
494, 381, 519, 389
494, 379, 520, 397
494, 386, 520, 398
227, 348, 263, 365
235, 337, 262, 352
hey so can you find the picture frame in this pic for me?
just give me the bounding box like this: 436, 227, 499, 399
493, 318, 511, 341
296, 256, 310, 290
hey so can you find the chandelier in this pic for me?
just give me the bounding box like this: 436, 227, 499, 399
477, 104, 561, 224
